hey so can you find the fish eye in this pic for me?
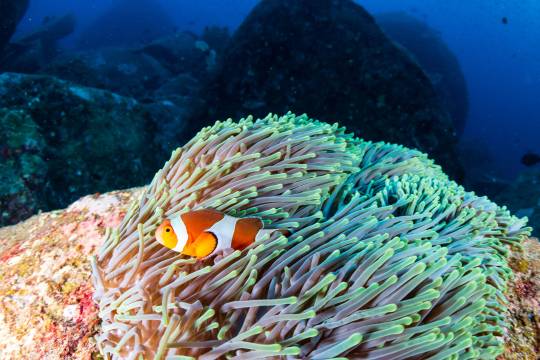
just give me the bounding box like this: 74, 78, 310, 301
165, 227, 171, 232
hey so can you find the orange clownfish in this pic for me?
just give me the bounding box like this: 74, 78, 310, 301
155, 209, 277, 258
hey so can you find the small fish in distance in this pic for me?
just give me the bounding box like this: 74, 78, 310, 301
521, 151, 540, 166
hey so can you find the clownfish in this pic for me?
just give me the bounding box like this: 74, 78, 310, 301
155, 209, 278, 258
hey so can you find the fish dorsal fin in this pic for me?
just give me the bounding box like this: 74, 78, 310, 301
181, 209, 224, 242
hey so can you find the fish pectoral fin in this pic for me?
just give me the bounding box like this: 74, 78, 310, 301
182, 242, 197, 257
189, 231, 218, 258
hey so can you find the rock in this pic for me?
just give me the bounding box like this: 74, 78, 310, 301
374, 12, 469, 136
15, 13, 76, 47
40, 47, 173, 100
0, 108, 47, 226
494, 168, 540, 237
504, 238, 540, 359
76, 0, 175, 49
137, 32, 213, 78
0, 72, 175, 226
0, 188, 142, 359
154, 73, 201, 101
0, 188, 538, 359
40, 32, 212, 101
0, 41, 42, 74
196, 0, 463, 180
141, 98, 193, 155
455, 137, 512, 197
201, 26, 231, 59
0, 0, 29, 52
1, 13, 76, 74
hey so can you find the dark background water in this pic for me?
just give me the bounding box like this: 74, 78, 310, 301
14, 0, 540, 181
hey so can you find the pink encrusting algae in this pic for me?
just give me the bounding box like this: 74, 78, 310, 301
0, 189, 142, 359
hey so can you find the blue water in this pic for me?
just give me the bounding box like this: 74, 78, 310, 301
364, 1, 540, 181
14, 0, 540, 180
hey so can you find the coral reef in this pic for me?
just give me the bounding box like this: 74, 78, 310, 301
0, 72, 165, 226
197, 0, 463, 180
0, 108, 47, 225
503, 238, 540, 359
0, 188, 142, 359
92, 113, 529, 359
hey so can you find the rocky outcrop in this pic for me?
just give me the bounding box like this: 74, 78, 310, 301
0, 108, 47, 226
196, 0, 463, 180
0, 0, 29, 52
494, 168, 540, 237
0, 73, 179, 226
40, 32, 212, 101
375, 12, 469, 136
1, 13, 76, 74
0, 189, 142, 359
41, 47, 174, 100
76, 0, 175, 49
0, 188, 537, 359
503, 238, 540, 359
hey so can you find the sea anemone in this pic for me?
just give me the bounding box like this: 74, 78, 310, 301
92, 112, 530, 359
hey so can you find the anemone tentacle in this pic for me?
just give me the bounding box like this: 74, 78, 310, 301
92, 113, 529, 360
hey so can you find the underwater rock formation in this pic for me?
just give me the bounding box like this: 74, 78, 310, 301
0, 0, 29, 52
494, 168, 540, 237
200, 26, 231, 61
137, 32, 216, 78
76, 0, 176, 49
375, 12, 469, 136
503, 238, 540, 359
0, 13, 76, 74
41, 47, 173, 100
0, 72, 169, 226
0, 108, 47, 226
198, 0, 463, 180
0, 188, 142, 359
15, 13, 76, 47
455, 138, 509, 199
91, 113, 529, 359
41, 32, 212, 103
